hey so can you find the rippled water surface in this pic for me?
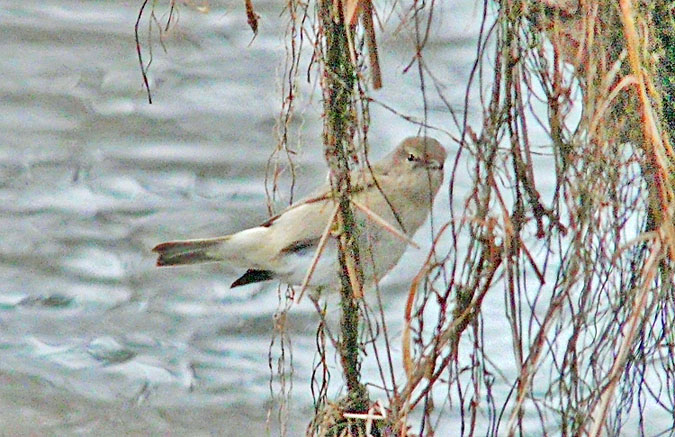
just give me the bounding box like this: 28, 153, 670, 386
1, 0, 542, 435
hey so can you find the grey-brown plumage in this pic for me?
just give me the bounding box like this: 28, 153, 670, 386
154, 239, 225, 266
152, 136, 447, 289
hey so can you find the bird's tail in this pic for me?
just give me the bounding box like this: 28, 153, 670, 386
152, 237, 230, 267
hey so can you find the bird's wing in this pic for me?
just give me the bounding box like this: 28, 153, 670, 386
261, 162, 387, 228
259, 193, 336, 257
252, 163, 394, 264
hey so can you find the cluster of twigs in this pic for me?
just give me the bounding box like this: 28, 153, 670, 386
438, 1, 675, 435
136, 0, 675, 435
284, 0, 675, 435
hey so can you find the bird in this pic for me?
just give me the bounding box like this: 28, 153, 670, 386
152, 136, 447, 291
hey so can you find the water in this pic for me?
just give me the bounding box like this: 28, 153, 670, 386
0, 0, 567, 435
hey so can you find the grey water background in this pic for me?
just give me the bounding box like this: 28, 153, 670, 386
1, 0, 647, 435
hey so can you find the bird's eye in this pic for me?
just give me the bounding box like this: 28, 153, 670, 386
407, 153, 416, 162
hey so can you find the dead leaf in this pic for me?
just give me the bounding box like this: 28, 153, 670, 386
245, 0, 260, 37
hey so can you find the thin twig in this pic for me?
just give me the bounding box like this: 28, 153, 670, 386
362, 0, 382, 89
352, 199, 421, 249
295, 203, 339, 304
135, 0, 152, 104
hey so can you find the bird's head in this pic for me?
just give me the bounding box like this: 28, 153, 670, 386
393, 136, 447, 172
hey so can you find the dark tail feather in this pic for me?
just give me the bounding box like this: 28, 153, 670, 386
152, 239, 225, 266
231, 269, 275, 288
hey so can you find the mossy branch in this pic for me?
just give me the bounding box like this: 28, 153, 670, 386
318, 0, 369, 419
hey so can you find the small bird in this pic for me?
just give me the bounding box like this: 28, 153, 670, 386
152, 137, 447, 290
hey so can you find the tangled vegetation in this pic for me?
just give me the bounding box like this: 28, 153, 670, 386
137, 1, 675, 435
